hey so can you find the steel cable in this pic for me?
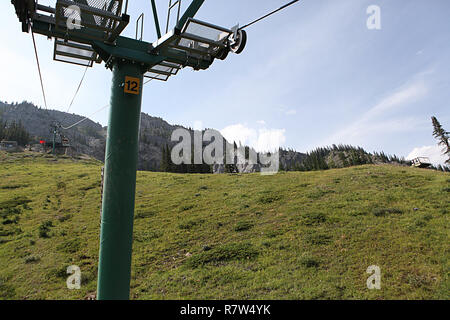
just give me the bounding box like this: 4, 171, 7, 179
31, 30, 48, 110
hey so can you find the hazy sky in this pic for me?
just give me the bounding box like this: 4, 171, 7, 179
1, 0, 449, 164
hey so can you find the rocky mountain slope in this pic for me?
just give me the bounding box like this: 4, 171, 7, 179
0, 101, 306, 172
2, 101, 413, 173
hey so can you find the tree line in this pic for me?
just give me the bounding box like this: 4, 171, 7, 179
282, 144, 409, 172
0, 118, 31, 146
160, 144, 212, 173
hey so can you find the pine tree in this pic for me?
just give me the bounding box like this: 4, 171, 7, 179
160, 145, 168, 172
431, 116, 450, 164
0, 119, 30, 146
161, 144, 174, 172
225, 142, 238, 173
0, 118, 6, 140
166, 144, 173, 172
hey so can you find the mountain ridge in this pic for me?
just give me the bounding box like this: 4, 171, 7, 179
0, 101, 307, 172
1, 101, 418, 172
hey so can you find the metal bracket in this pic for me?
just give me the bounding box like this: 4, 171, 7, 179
166, 0, 182, 34
136, 13, 144, 41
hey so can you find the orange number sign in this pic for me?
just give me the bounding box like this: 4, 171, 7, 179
124, 76, 140, 95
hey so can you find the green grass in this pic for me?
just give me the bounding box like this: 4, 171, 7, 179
0, 151, 449, 299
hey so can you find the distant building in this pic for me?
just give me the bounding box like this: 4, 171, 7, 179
411, 157, 432, 168
0, 140, 19, 151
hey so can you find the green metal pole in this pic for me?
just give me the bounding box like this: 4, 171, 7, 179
97, 59, 144, 300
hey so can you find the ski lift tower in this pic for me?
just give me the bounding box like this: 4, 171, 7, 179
11, 0, 247, 299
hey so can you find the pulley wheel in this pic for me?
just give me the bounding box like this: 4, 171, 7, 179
230, 29, 247, 54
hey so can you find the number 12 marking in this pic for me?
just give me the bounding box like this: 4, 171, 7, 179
124, 76, 140, 95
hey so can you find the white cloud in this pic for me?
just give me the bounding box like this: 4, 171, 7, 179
256, 120, 266, 125
220, 124, 257, 147
285, 109, 297, 115
406, 145, 448, 166
220, 124, 286, 152
365, 81, 428, 119
193, 120, 203, 131
256, 128, 286, 152
323, 77, 429, 146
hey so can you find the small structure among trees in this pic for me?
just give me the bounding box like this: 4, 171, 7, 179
0, 140, 19, 152
411, 157, 431, 168
0, 118, 30, 146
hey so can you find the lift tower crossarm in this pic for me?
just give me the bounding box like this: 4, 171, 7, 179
176, 0, 205, 30
29, 11, 213, 72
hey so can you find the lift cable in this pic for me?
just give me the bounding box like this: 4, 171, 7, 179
31, 0, 301, 129
239, 0, 301, 31
31, 32, 106, 131
60, 103, 109, 130
32, 22, 90, 126
61, 65, 89, 125
143, 1, 301, 85
31, 29, 48, 110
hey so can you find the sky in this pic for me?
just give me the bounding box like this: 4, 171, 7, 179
1, 0, 449, 165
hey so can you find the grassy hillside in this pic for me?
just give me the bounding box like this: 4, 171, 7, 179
0, 151, 448, 300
